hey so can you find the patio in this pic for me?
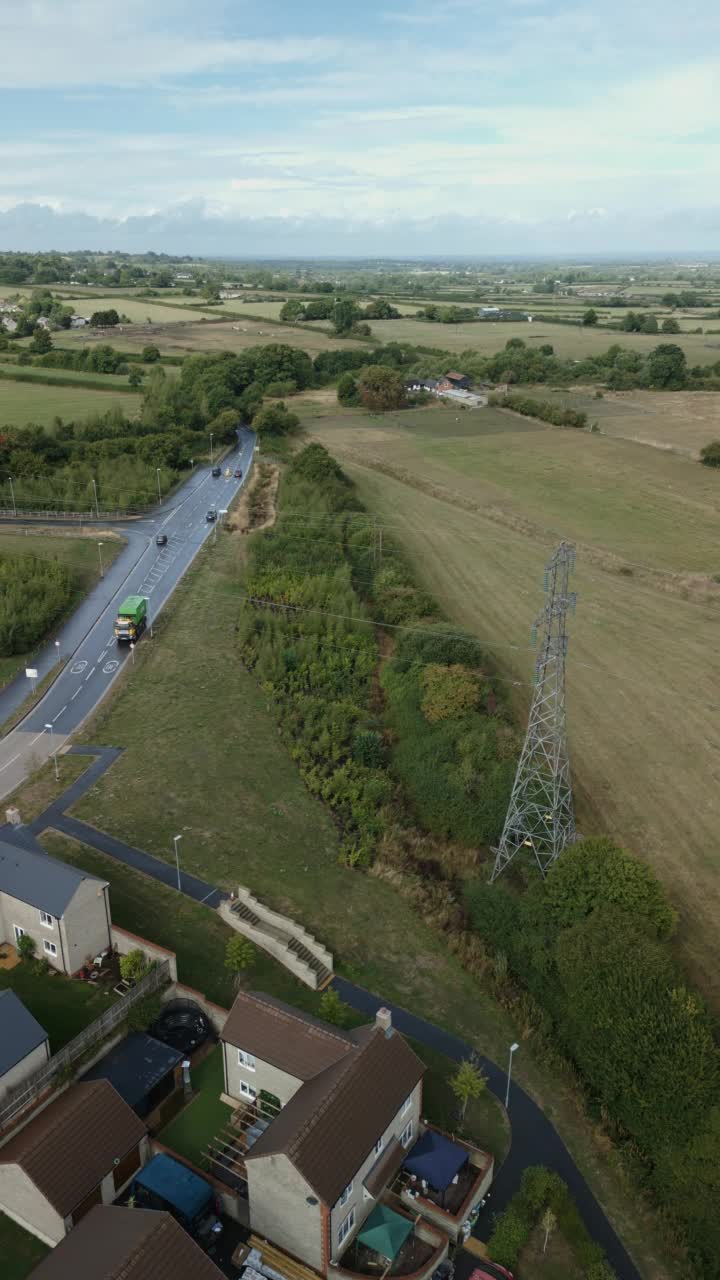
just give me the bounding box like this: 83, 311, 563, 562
337, 1205, 444, 1280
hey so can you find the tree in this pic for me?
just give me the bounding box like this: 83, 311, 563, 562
90, 308, 120, 327
17, 933, 36, 962
337, 371, 360, 406
421, 663, 481, 723
128, 368, 143, 387
119, 948, 147, 983
540, 1206, 557, 1254
661, 317, 680, 333
252, 403, 300, 438
333, 300, 361, 334
280, 299, 306, 321
699, 440, 720, 467
450, 1057, 487, 1121
225, 934, 256, 987
646, 343, 687, 389
30, 325, 53, 354
319, 986, 352, 1026
141, 344, 161, 362
357, 366, 406, 413
582, 308, 598, 326
544, 837, 677, 939
640, 314, 659, 334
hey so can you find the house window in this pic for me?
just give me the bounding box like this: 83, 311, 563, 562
240, 1081, 256, 1101
13, 925, 25, 943
39, 911, 54, 929
400, 1120, 413, 1148
338, 1208, 355, 1246
338, 1180, 353, 1208
237, 1049, 256, 1071
43, 940, 58, 958
374, 1136, 384, 1157
401, 1093, 412, 1116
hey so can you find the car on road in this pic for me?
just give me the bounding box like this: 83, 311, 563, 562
234, 468, 243, 478
155, 533, 168, 546
206, 508, 217, 522
211, 466, 221, 477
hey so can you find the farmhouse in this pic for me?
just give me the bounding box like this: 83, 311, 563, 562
0, 992, 50, 1100
69, 315, 89, 327
0, 1079, 149, 1245
0, 836, 111, 975
27, 1204, 226, 1279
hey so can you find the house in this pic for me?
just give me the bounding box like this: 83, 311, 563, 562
27, 1204, 225, 1278
0, 837, 111, 975
0, 316, 17, 333
69, 315, 89, 327
0, 1079, 149, 1245
221, 995, 437, 1276
444, 371, 471, 390
0, 992, 50, 1099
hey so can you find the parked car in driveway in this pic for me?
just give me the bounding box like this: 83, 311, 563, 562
156, 533, 168, 546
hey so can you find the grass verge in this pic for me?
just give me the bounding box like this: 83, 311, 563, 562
0, 1213, 49, 1280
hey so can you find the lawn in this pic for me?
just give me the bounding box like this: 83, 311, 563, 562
0, 376, 142, 427
0, 1213, 49, 1280
158, 1045, 231, 1168
526, 386, 720, 458
304, 402, 720, 1008
0, 530, 123, 686
410, 1040, 509, 1166
61, 529, 674, 1279
0, 957, 116, 1052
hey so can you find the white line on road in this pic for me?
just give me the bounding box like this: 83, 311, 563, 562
99, 649, 108, 662
85, 666, 97, 681
52, 706, 67, 722
71, 688, 81, 700
199, 888, 217, 903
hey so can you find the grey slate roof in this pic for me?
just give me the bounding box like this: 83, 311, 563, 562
0, 837, 107, 919
0, 990, 48, 1077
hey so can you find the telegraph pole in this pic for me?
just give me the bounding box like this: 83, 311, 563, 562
490, 542, 577, 882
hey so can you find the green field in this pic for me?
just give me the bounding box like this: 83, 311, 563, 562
57, 525, 673, 1280
66, 296, 219, 324
525, 386, 720, 458
304, 401, 720, 1006
0, 376, 142, 426
0, 531, 123, 685
62, 316, 369, 358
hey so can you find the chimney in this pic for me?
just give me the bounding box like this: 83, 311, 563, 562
375, 1007, 392, 1035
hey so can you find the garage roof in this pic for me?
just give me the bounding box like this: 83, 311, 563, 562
0, 991, 48, 1078
82, 1033, 182, 1109
27, 1205, 225, 1279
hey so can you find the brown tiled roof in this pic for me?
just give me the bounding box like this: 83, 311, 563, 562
222, 991, 354, 1080
28, 1205, 224, 1279
445, 370, 467, 380
363, 1136, 405, 1199
0, 1081, 146, 1217
246, 1024, 424, 1206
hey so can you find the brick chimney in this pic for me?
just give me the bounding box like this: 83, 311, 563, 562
375, 1007, 392, 1034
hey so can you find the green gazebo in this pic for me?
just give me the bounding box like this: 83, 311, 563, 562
357, 1204, 413, 1262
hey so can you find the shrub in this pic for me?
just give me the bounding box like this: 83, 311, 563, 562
319, 986, 352, 1026
421, 664, 481, 722
700, 440, 720, 467
119, 948, 147, 983
17, 933, 36, 961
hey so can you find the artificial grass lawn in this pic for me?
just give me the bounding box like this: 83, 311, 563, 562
0, 960, 116, 1052
158, 1045, 231, 1167
0, 1213, 49, 1279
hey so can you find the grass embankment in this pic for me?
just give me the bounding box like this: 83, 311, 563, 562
0, 531, 123, 687
0, 1214, 49, 1280
3, 754, 90, 821
304, 402, 720, 1006
0, 959, 116, 1052
0, 374, 142, 426
63, 526, 671, 1280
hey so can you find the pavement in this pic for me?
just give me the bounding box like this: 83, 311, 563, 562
0, 743, 641, 1280
0, 430, 256, 799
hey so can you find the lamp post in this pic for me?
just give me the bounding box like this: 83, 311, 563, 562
7, 475, 16, 517
44, 723, 59, 782
209, 433, 215, 465
173, 834, 183, 891
91, 477, 100, 519
97, 542, 104, 578
505, 1042, 519, 1110
156, 468, 162, 504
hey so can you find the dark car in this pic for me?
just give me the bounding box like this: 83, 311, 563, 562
234, 468, 243, 479
155, 533, 168, 547
211, 465, 221, 477
206, 509, 217, 522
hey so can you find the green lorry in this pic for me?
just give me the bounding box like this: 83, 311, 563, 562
114, 594, 148, 643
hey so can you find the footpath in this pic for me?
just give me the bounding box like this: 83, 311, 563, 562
1, 743, 641, 1280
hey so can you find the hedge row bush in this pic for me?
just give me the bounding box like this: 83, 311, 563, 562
0, 553, 72, 655
492, 391, 589, 429
487, 1166, 615, 1276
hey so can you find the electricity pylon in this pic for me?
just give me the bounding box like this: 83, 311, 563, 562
490, 541, 577, 882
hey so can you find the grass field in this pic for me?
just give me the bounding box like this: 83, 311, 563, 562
0, 530, 123, 685
66, 296, 218, 324
304, 402, 720, 1005
0, 1214, 49, 1280
367, 316, 720, 363
527, 387, 720, 457
0, 376, 142, 426
62, 316, 369, 358
57, 527, 675, 1279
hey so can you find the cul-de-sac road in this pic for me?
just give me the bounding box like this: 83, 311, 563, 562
0, 429, 256, 798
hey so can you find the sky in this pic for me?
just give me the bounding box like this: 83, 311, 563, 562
1, 0, 719, 256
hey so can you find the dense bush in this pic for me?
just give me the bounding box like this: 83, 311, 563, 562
488, 1166, 614, 1274
493, 392, 588, 429
0, 553, 72, 655
700, 439, 720, 467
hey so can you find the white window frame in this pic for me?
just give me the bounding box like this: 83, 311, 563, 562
374, 1135, 384, 1157
400, 1120, 413, 1148
401, 1093, 412, 1116
338, 1180, 353, 1208
13, 925, 25, 942
43, 939, 58, 957
239, 1080, 257, 1101
237, 1049, 256, 1071
39, 911, 54, 929
338, 1207, 355, 1246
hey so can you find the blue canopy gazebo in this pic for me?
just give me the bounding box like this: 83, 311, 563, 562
402, 1129, 468, 1199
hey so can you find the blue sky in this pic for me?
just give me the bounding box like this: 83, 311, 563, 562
1, 0, 719, 254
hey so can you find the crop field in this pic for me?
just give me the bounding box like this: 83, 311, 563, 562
526, 387, 720, 457
0, 377, 142, 426
62, 316, 370, 358
367, 316, 720, 363
303, 400, 720, 1004
67, 296, 219, 324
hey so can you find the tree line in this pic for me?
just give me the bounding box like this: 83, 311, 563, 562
0, 553, 71, 656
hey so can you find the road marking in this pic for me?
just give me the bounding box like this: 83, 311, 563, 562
199, 888, 217, 903
85, 666, 97, 681
71, 688, 81, 700
52, 706, 66, 722
103, 660, 119, 674
98, 649, 108, 662
70, 660, 88, 674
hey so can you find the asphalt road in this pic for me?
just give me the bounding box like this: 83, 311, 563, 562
0, 429, 255, 796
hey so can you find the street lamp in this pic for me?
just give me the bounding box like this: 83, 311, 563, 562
44, 723, 59, 782
505, 1042, 520, 1110
209, 433, 214, 465
156, 468, 162, 504
173, 834, 183, 891
54, 639, 60, 662
97, 542, 104, 578
91, 477, 100, 519
7, 475, 16, 517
